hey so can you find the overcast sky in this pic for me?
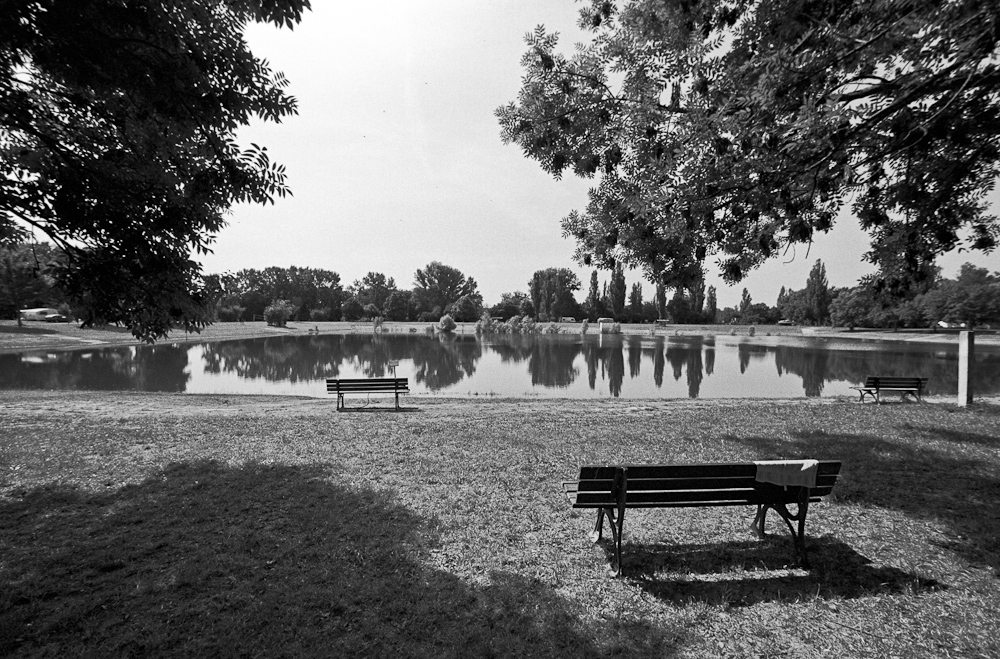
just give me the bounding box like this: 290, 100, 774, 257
199, 0, 998, 309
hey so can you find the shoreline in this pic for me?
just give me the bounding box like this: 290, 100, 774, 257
1, 319, 996, 355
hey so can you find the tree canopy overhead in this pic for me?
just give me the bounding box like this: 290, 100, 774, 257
498, 0, 1000, 297
1, 0, 309, 341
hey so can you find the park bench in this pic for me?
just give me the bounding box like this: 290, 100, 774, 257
326, 377, 409, 411
850, 376, 928, 404
562, 460, 842, 575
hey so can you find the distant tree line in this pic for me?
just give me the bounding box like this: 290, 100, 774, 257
3, 242, 999, 330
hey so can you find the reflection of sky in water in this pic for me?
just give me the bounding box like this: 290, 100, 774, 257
5, 332, 998, 400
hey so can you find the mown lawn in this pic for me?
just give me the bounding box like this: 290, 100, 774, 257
1, 392, 998, 658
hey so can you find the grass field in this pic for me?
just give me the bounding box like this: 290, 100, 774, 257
1, 391, 998, 658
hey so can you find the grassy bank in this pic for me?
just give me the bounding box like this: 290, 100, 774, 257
1, 392, 998, 657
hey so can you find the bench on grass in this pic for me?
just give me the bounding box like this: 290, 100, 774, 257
850, 376, 928, 404
326, 377, 409, 411
562, 460, 842, 575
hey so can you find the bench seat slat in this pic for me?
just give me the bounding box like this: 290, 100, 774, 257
572, 486, 835, 507
579, 461, 841, 481
327, 383, 409, 392
576, 473, 839, 492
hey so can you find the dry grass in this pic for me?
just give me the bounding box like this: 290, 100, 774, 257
1, 392, 998, 658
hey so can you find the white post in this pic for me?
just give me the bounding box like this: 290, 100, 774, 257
958, 331, 974, 407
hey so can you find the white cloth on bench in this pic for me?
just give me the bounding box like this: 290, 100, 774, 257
754, 459, 819, 488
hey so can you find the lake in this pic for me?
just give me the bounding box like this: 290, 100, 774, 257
2, 331, 998, 400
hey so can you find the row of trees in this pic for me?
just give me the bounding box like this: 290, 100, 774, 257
4, 239, 998, 329
202, 261, 484, 324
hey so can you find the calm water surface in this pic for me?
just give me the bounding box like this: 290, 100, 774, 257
3, 332, 998, 400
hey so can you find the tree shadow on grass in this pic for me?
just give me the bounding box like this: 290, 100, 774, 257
616, 537, 942, 607
0, 461, 681, 658
730, 430, 1000, 571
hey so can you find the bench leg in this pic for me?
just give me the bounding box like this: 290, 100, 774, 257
857, 389, 877, 403
590, 503, 629, 576
586, 469, 628, 576
589, 507, 626, 576
589, 508, 606, 543
751, 504, 768, 539
752, 489, 812, 568
337, 393, 344, 411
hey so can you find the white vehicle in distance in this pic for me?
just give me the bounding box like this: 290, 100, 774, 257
19, 308, 59, 321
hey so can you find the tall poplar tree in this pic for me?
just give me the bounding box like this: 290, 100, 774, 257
609, 263, 626, 318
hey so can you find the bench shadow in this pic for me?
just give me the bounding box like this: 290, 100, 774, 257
731, 428, 1000, 571
0, 461, 679, 658
614, 537, 942, 607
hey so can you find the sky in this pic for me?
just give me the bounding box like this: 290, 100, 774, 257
199, 0, 999, 310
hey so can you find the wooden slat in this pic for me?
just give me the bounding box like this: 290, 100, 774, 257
579, 461, 840, 481
580, 463, 756, 480
329, 383, 407, 392
576, 497, 828, 509
326, 378, 408, 393
862, 376, 926, 389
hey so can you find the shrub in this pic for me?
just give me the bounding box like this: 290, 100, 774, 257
264, 300, 297, 327
309, 307, 331, 322
581, 319, 589, 335
438, 314, 457, 332
218, 305, 246, 322
475, 311, 501, 334
543, 322, 561, 334
475, 313, 548, 335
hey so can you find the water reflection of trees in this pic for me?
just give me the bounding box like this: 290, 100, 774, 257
664, 336, 707, 398
199, 334, 481, 392
484, 334, 582, 388
758, 341, 1000, 397
412, 334, 481, 390
0, 344, 190, 392
3, 332, 1000, 398
203, 336, 348, 382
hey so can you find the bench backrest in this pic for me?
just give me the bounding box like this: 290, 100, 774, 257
863, 376, 927, 389
571, 461, 842, 508
326, 378, 409, 394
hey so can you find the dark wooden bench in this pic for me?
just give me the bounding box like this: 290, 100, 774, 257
562, 460, 842, 575
326, 378, 409, 410
850, 376, 928, 404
